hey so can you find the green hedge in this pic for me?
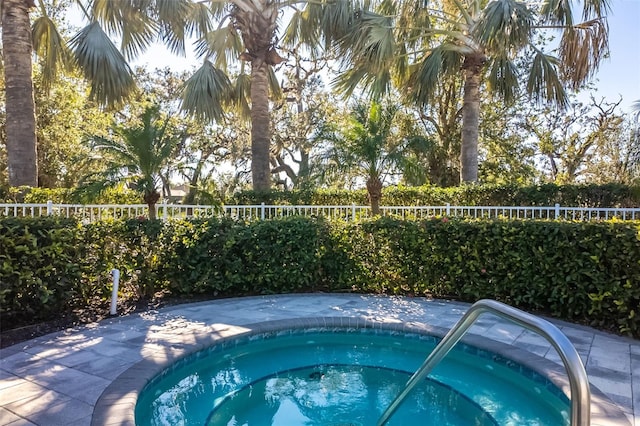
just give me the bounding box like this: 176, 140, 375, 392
231, 183, 640, 207
330, 218, 640, 334
2, 216, 639, 336
3, 183, 638, 207
0, 217, 85, 319
0, 185, 142, 203
161, 217, 330, 295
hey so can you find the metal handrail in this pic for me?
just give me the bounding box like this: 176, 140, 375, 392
377, 299, 590, 426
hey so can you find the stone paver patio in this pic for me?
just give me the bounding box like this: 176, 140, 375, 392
1, 294, 639, 425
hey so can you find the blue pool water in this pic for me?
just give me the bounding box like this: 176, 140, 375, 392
135, 328, 570, 425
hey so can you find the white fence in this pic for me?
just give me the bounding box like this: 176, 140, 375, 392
1, 201, 639, 222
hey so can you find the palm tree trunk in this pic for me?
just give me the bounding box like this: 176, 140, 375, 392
366, 175, 383, 216
144, 190, 160, 220
250, 61, 271, 192
2, 0, 38, 188
460, 54, 484, 183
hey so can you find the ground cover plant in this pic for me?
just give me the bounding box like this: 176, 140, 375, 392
1, 215, 639, 344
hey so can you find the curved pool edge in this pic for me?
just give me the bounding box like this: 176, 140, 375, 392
91, 316, 630, 426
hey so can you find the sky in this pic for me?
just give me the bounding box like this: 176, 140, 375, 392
585, 0, 640, 113
129, 0, 640, 114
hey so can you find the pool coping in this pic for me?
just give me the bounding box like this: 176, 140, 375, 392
92, 316, 631, 426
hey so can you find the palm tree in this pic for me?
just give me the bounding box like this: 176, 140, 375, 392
2, 0, 38, 188
328, 0, 611, 183
179, 0, 285, 192
2, 0, 142, 189
78, 105, 179, 219
179, 1, 362, 191
329, 101, 406, 215
4, 0, 356, 192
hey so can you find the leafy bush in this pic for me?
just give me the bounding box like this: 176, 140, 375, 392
327, 217, 640, 334
161, 217, 331, 295
3, 183, 637, 207
0, 186, 75, 203
0, 185, 141, 203
232, 183, 640, 207
230, 189, 370, 206
1, 216, 639, 336
0, 217, 85, 320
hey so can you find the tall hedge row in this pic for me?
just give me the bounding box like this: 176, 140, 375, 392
1, 216, 639, 336
232, 183, 640, 207
3, 183, 638, 207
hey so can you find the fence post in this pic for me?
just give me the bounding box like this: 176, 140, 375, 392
46, 200, 53, 216
352, 203, 356, 221
261, 202, 265, 220
555, 203, 560, 220
446, 203, 451, 216
163, 203, 168, 221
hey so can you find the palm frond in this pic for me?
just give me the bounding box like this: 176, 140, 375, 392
121, 20, 157, 60
89, 135, 139, 166
332, 66, 392, 99
359, 12, 396, 64
473, 0, 533, 53
32, 15, 74, 92
268, 65, 282, 100
206, 0, 228, 20
91, 0, 158, 60
181, 61, 232, 122
186, 2, 214, 37
558, 18, 608, 90
70, 22, 137, 107
156, 0, 194, 56
526, 50, 568, 108
394, 0, 433, 49
319, 0, 358, 49
330, 99, 402, 179
75, 169, 135, 202
581, 0, 611, 21
337, 11, 395, 68
329, 8, 396, 98
407, 44, 463, 106
81, 105, 180, 203
282, 8, 311, 47
393, 42, 409, 84
90, 0, 128, 34
194, 26, 243, 68
233, 72, 252, 119
538, 0, 574, 26
487, 55, 519, 104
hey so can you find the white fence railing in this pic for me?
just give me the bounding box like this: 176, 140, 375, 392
1, 201, 639, 222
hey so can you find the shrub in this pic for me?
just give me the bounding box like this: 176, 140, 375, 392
0, 217, 85, 321
0, 185, 141, 203
327, 218, 640, 334
231, 183, 640, 207
2, 216, 639, 336
161, 217, 331, 295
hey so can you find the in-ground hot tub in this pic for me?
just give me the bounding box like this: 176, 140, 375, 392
134, 323, 572, 425
91, 313, 632, 426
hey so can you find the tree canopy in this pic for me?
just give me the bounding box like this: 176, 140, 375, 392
323, 0, 611, 182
